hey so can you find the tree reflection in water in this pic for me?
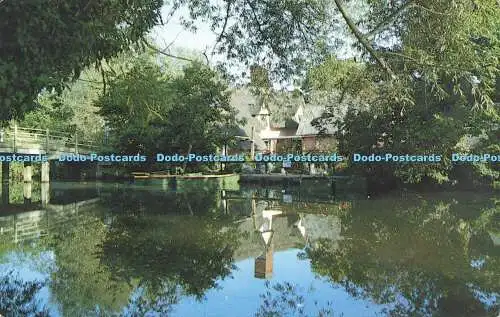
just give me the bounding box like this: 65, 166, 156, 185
302, 196, 499, 317
0, 186, 498, 317
255, 281, 337, 317
100, 215, 240, 299
0, 272, 49, 317
47, 182, 242, 316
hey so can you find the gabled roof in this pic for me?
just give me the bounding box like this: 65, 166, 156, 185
266, 92, 305, 128
231, 88, 344, 143
230, 88, 266, 149
296, 105, 336, 136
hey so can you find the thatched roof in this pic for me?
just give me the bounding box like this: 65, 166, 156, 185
230, 88, 344, 142
266, 92, 304, 128
230, 88, 266, 150
295, 105, 337, 136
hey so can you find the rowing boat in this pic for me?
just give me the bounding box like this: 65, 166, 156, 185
131, 172, 238, 180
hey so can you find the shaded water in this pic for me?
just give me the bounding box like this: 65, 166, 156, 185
0, 180, 498, 317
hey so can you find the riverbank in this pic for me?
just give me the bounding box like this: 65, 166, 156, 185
239, 173, 352, 184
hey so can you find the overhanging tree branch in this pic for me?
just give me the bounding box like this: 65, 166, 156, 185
333, 0, 396, 79
77, 78, 103, 85
245, 0, 276, 52
365, 0, 415, 39
144, 41, 196, 62
213, 0, 233, 54
145, 102, 165, 121
383, 51, 483, 72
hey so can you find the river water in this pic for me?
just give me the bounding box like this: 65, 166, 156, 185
0, 180, 498, 317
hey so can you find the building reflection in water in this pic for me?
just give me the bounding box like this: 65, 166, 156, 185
245, 189, 344, 280
294, 213, 342, 249
254, 209, 282, 279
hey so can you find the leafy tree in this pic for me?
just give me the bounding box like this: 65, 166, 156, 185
303, 1, 500, 188
95, 54, 171, 158
96, 54, 242, 169
1, 0, 332, 122
171, 0, 498, 186
0, 0, 163, 122
161, 62, 241, 156
4, 0, 498, 187
21, 93, 76, 134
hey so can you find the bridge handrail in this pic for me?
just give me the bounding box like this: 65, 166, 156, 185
3, 132, 98, 147
6, 130, 68, 139
15, 127, 97, 143
0, 124, 100, 151
17, 126, 67, 135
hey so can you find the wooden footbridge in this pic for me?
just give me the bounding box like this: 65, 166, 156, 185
0, 125, 97, 158
0, 124, 100, 184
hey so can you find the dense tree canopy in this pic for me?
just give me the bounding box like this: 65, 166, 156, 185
0, 0, 163, 121
175, 0, 499, 186
302, 1, 500, 187
2, 0, 498, 186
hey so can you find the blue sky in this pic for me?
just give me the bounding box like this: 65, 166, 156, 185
151, 6, 217, 60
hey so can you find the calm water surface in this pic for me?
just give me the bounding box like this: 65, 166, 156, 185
0, 180, 498, 317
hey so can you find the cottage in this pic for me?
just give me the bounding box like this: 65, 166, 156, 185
230, 88, 337, 156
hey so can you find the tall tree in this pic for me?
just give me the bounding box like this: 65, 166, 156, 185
95, 54, 172, 157
95, 54, 242, 163
161, 62, 242, 156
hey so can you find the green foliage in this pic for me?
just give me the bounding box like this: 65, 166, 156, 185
249, 64, 272, 98
0, 0, 163, 121
95, 54, 170, 157
48, 214, 133, 316
162, 62, 242, 154
21, 93, 76, 133
97, 55, 169, 131
304, 0, 500, 187
20, 58, 108, 142
176, 0, 332, 80
91, 183, 242, 303
101, 214, 240, 299
96, 54, 243, 166
305, 57, 371, 98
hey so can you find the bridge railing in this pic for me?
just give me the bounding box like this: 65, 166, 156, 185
0, 125, 99, 154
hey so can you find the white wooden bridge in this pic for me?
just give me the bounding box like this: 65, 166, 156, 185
0, 125, 97, 158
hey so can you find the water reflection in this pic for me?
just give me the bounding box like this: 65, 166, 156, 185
0, 181, 498, 316
254, 209, 282, 279
303, 198, 500, 317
